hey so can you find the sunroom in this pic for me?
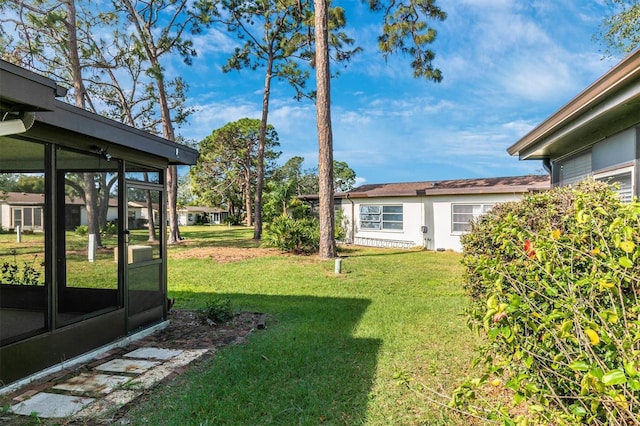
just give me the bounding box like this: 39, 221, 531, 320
0, 60, 198, 387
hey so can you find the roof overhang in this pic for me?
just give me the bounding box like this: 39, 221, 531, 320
0, 60, 67, 112
508, 49, 640, 160
1, 60, 198, 166
30, 101, 198, 166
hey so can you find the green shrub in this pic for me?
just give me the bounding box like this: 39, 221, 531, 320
287, 197, 310, 220
197, 297, 233, 325
223, 214, 242, 226
1, 249, 43, 285
454, 180, 640, 425
74, 225, 88, 236
263, 215, 319, 254
101, 220, 117, 236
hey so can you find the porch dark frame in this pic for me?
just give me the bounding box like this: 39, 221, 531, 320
0, 60, 197, 386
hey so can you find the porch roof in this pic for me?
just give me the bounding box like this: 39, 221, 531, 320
0, 60, 198, 167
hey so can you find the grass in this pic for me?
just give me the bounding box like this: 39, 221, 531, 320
124, 226, 479, 425
0, 226, 479, 423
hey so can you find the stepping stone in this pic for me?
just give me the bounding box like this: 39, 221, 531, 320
124, 347, 183, 360
165, 349, 209, 368
10, 392, 95, 418
52, 373, 131, 394
129, 349, 208, 389
76, 389, 141, 419
95, 358, 160, 374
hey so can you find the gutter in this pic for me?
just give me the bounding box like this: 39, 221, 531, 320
345, 193, 355, 244
508, 48, 640, 156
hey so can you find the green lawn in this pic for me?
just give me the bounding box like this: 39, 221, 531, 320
125, 226, 479, 425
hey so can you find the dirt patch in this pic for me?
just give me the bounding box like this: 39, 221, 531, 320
141, 309, 267, 349
170, 246, 282, 263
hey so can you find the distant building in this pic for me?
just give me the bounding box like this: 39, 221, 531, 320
176, 206, 229, 226
330, 175, 549, 252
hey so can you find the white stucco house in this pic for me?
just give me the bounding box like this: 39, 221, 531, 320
0, 192, 120, 232
334, 175, 549, 252
176, 206, 228, 226
1, 192, 229, 231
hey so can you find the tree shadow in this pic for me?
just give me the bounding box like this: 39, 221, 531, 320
147, 292, 381, 424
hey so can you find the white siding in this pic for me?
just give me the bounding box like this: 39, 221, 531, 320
0, 203, 9, 230
429, 193, 524, 251
341, 193, 532, 252
341, 197, 425, 248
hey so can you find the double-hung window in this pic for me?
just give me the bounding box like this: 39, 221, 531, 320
360, 205, 403, 231
452, 204, 492, 233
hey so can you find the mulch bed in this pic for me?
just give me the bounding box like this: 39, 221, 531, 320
0, 309, 268, 425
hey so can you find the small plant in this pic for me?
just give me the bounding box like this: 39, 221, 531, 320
223, 214, 243, 226
74, 225, 88, 236
197, 297, 233, 325
101, 220, 117, 236
1, 249, 43, 285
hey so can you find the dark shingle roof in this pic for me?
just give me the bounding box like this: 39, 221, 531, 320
346, 175, 550, 198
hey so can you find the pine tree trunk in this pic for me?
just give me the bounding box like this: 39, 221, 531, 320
253, 57, 273, 240
66, 0, 102, 248
153, 63, 180, 244
314, 0, 336, 259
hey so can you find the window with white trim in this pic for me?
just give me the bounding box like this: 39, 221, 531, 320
452, 204, 493, 233
11, 206, 44, 230
594, 167, 634, 203
360, 205, 403, 231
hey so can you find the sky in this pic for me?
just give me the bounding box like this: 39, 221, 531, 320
170, 0, 622, 186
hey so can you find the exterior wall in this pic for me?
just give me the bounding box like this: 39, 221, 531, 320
0, 203, 9, 230
592, 128, 635, 172
428, 193, 524, 252
554, 127, 638, 192
178, 212, 188, 226
106, 206, 118, 222
341, 196, 425, 249
341, 193, 530, 252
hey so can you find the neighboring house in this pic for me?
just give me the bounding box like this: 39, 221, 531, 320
0, 192, 130, 231
128, 200, 160, 229
176, 206, 229, 226
0, 192, 45, 232
0, 193, 227, 231
508, 49, 640, 200
338, 175, 549, 252
0, 60, 198, 388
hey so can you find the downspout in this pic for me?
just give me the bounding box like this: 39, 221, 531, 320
346, 193, 355, 244
542, 158, 552, 175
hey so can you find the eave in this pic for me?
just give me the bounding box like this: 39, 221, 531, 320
508, 49, 640, 160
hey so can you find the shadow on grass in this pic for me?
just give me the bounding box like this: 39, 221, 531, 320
133, 292, 381, 425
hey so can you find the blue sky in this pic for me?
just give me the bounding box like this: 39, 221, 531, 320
173, 0, 621, 186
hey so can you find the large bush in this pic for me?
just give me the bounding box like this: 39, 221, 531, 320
263, 215, 320, 254
455, 180, 640, 425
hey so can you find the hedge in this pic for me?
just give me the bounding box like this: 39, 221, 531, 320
454, 180, 640, 425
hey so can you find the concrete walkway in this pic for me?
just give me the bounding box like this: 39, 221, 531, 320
6, 346, 208, 422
